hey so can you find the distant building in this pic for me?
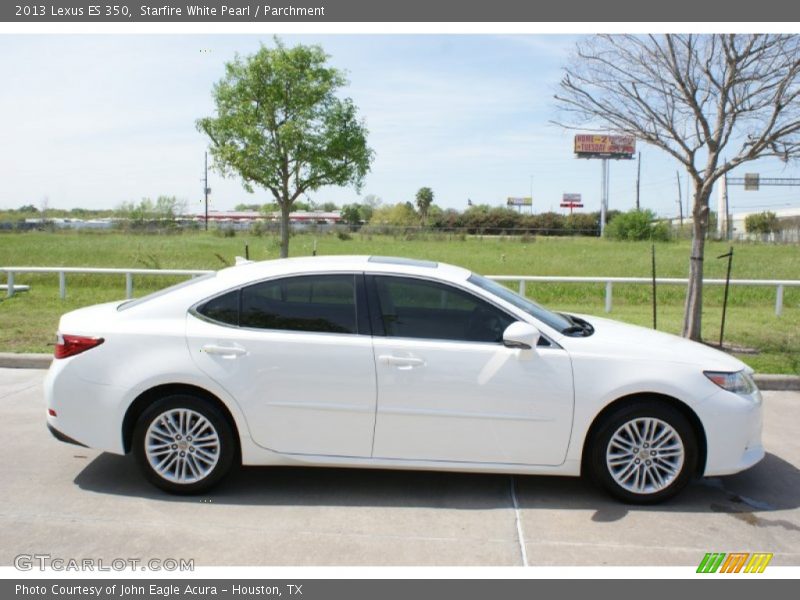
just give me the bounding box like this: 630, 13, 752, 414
189, 210, 342, 225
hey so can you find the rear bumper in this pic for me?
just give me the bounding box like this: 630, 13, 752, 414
47, 423, 88, 448
44, 358, 127, 454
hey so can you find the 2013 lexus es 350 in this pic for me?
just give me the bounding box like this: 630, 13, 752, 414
45, 256, 764, 503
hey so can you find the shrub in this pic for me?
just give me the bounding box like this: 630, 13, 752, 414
745, 211, 780, 234
605, 209, 671, 241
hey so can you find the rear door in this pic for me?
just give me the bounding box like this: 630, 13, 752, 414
186, 273, 377, 457
368, 274, 574, 466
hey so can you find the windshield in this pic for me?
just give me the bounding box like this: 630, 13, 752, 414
468, 273, 573, 333
117, 273, 216, 311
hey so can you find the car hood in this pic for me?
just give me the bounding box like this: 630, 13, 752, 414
557, 314, 749, 372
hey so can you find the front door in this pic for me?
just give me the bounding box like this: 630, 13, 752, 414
369, 275, 574, 466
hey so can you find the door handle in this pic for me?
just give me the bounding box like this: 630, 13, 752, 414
378, 355, 425, 368
201, 344, 247, 358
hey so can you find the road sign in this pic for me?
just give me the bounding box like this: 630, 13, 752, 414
507, 197, 532, 206
744, 173, 760, 191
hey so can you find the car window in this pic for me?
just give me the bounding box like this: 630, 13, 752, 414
196, 289, 239, 326
240, 274, 357, 334
372, 276, 514, 343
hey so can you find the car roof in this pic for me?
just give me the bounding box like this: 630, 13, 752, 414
216, 255, 472, 286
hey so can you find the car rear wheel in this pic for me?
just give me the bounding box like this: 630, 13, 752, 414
588, 401, 697, 504
133, 394, 235, 494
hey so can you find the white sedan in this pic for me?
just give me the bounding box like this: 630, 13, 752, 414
44, 256, 764, 503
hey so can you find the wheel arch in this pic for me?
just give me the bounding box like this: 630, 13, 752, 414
580, 392, 707, 477
122, 383, 241, 459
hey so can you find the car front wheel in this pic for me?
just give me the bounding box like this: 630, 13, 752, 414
588, 401, 697, 504
133, 395, 236, 494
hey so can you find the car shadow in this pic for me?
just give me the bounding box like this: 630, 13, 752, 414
74, 451, 800, 519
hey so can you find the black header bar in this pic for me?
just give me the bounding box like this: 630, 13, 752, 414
2, 0, 798, 23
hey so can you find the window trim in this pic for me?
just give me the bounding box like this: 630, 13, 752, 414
365, 273, 554, 347
189, 271, 370, 337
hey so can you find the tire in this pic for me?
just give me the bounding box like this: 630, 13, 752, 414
132, 394, 236, 494
587, 400, 697, 504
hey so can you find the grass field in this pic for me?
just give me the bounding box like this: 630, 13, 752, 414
1, 230, 798, 374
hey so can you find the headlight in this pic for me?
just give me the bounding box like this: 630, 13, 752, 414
704, 370, 757, 395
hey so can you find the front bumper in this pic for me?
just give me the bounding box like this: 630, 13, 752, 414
700, 387, 764, 476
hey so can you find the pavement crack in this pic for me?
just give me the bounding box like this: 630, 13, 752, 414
509, 475, 528, 567
0, 382, 41, 401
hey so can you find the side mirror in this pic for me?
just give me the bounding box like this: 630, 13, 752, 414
502, 321, 540, 350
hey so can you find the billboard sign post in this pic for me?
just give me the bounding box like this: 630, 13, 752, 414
507, 197, 532, 213
560, 193, 584, 215
574, 134, 636, 236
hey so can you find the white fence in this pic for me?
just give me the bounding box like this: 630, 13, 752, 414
488, 275, 799, 316
1, 266, 797, 316
0, 267, 212, 301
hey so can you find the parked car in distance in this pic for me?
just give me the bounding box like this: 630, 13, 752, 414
45, 256, 764, 503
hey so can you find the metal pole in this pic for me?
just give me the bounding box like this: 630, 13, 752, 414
6, 271, 14, 298
650, 244, 657, 329
636, 152, 641, 210
776, 284, 784, 317
204, 152, 209, 232
600, 159, 608, 236
723, 170, 731, 241
125, 273, 133, 299
676, 170, 683, 227
59, 271, 66, 299
605, 281, 613, 313
718, 247, 734, 347
530, 175, 534, 215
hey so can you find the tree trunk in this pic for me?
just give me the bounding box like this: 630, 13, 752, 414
279, 204, 291, 258
682, 188, 711, 341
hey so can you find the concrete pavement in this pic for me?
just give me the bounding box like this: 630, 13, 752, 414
1, 368, 799, 566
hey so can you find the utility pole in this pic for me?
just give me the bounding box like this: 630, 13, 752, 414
203, 151, 209, 231
600, 158, 609, 236
529, 175, 534, 215
676, 170, 684, 227
635, 152, 641, 210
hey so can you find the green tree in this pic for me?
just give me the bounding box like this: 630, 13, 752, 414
745, 211, 780, 234
197, 38, 373, 258
340, 203, 364, 226
415, 187, 434, 225
370, 202, 418, 227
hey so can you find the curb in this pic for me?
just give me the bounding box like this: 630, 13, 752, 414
1, 352, 798, 391
0, 353, 54, 369
753, 374, 800, 392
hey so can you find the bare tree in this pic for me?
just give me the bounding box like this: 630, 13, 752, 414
555, 34, 800, 341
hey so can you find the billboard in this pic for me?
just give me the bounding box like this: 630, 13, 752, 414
562, 193, 582, 203
574, 134, 636, 159
507, 197, 532, 206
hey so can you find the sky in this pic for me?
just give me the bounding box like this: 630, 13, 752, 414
1, 34, 798, 218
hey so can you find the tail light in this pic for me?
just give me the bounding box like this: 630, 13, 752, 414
54, 333, 105, 359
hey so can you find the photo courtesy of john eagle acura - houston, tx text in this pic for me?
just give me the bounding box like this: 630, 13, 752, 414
44, 255, 764, 504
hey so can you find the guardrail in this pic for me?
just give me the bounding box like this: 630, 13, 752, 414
487, 275, 799, 316
1, 267, 797, 316
0, 267, 213, 300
